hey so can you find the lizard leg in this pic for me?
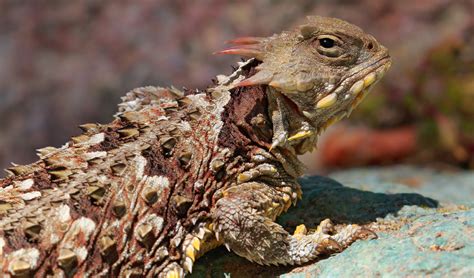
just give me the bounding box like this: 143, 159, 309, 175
212, 186, 375, 266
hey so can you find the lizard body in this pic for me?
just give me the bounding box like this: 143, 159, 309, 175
0, 16, 390, 277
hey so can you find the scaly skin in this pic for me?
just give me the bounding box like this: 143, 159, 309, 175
0, 16, 390, 277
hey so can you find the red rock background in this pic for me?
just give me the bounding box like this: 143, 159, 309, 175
0, 0, 473, 175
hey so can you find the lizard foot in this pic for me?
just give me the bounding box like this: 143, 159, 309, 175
293, 219, 377, 255
332, 223, 378, 248
213, 183, 378, 266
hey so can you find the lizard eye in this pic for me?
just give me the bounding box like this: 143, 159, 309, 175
315, 35, 343, 58
319, 38, 334, 48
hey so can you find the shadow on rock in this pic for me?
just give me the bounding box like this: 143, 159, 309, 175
191, 175, 440, 278
277, 176, 439, 229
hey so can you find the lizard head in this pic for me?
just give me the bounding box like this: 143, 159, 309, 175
218, 16, 391, 152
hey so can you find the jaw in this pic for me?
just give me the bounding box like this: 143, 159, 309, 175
340, 57, 392, 112
311, 57, 392, 129
267, 56, 392, 155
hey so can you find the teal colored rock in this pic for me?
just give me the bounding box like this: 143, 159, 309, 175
191, 166, 474, 277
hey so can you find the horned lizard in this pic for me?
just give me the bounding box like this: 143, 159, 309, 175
0, 16, 391, 277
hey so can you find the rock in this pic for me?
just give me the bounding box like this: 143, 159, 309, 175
191, 166, 474, 277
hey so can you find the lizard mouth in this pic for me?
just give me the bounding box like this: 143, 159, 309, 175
344, 57, 391, 111
315, 56, 392, 129
272, 56, 391, 151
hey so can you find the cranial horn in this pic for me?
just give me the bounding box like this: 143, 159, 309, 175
225, 36, 264, 45
214, 45, 264, 60
214, 36, 265, 60
234, 70, 273, 88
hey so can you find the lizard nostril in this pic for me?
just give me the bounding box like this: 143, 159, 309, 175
365, 35, 378, 51
367, 42, 374, 50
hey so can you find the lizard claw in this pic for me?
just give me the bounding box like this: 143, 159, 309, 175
316, 218, 335, 235
316, 236, 343, 253
269, 132, 288, 151
355, 227, 378, 240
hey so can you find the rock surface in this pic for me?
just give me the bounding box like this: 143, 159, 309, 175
191, 166, 474, 277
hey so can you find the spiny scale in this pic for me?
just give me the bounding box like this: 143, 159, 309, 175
0, 81, 234, 276
0, 16, 391, 277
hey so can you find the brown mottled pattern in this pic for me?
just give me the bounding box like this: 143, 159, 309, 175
0, 16, 391, 277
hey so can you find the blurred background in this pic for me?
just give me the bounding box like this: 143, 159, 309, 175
0, 0, 473, 177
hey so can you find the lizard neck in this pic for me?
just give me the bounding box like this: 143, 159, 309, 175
265, 86, 318, 155
235, 61, 320, 156
213, 65, 305, 177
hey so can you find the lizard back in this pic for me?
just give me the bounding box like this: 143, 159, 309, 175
0, 59, 287, 277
